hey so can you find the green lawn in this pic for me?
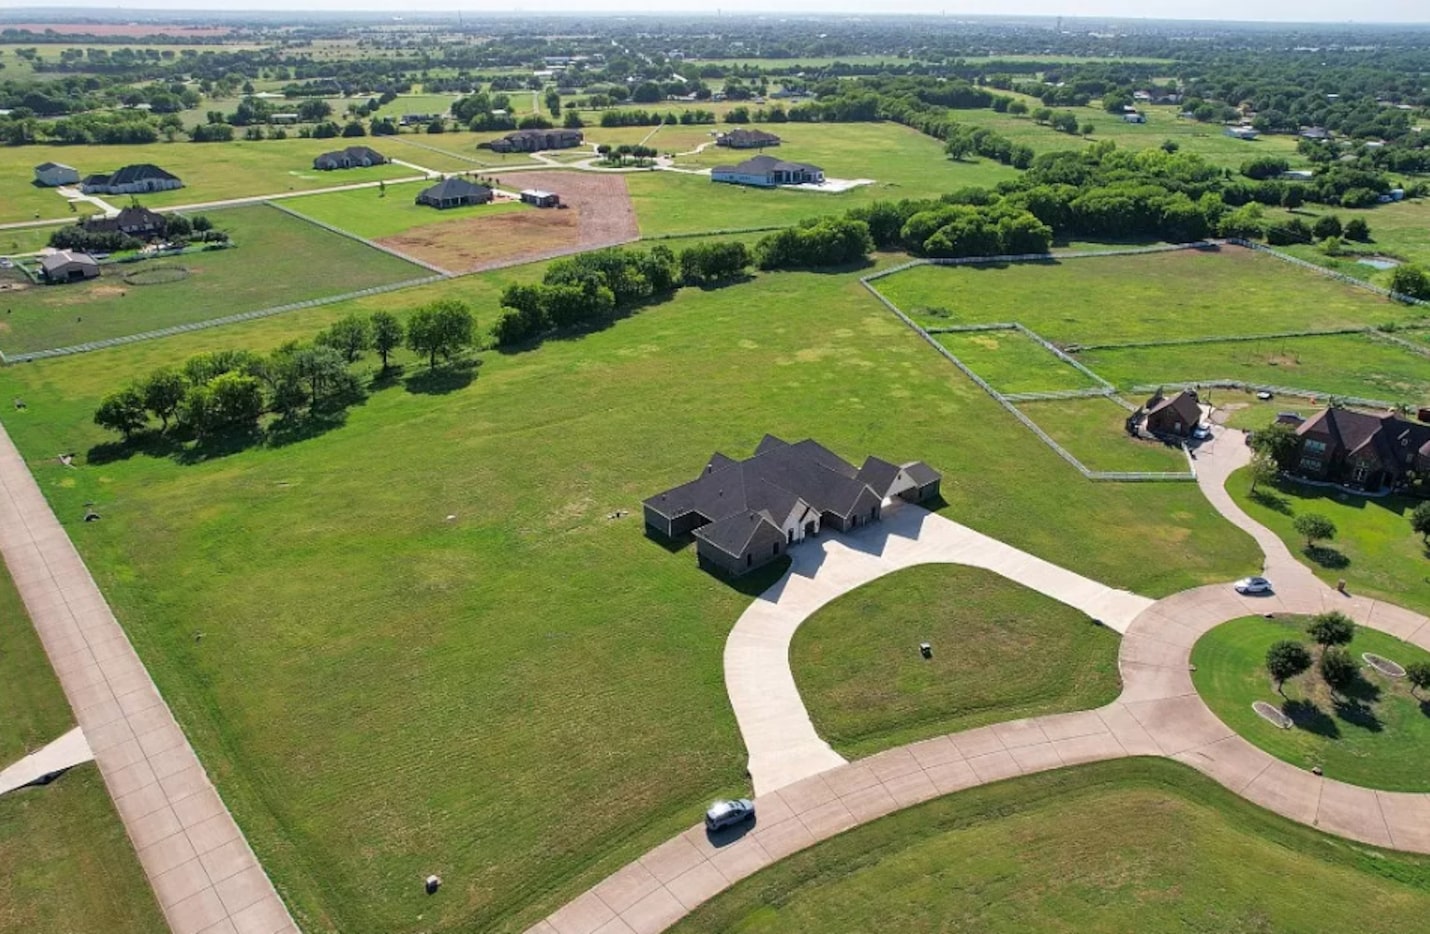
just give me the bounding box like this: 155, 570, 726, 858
878, 247, 1421, 347
1261, 199, 1430, 277
1192, 615, 1430, 790
379, 130, 548, 171
1229, 470, 1430, 618
0, 265, 1257, 932
281, 180, 529, 239
0, 225, 61, 259
1017, 397, 1192, 473
0, 203, 426, 355
930, 329, 1103, 394
671, 759, 1430, 934
1081, 332, 1430, 407
0, 556, 166, 933
791, 564, 1120, 757
630, 122, 1018, 236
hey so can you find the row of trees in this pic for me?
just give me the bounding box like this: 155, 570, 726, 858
94, 303, 475, 445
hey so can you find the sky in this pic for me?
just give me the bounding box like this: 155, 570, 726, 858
5, 0, 1430, 24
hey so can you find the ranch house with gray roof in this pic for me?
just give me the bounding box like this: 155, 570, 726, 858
643, 435, 941, 577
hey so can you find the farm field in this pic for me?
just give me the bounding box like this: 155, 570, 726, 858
284, 179, 527, 239
0, 203, 427, 355
671, 759, 1430, 934
0, 557, 167, 933
0, 138, 417, 221
791, 564, 1120, 757
1081, 332, 1430, 407
1192, 615, 1430, 791
1229, 472, 1430, 618
929, 328, 1103, 394
1016, 396, 1193, 473
0, 264, 1258, 933
877, 247, 1421, 346
1264, 199, 1430, 279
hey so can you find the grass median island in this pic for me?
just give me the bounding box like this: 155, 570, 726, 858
670, 758, 1430, 934
876, 247, 1416, 347
1015, 396, 1192, 474
0, 560, 165, 933
0, 266, 1256, 932
791, 564, 1120, 757
0, 203, 427, 355
1191, 615, 1430, 791
1229, 469, 1430, 618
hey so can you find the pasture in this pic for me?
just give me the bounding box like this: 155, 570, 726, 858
0, 264, 1257, 933
928, 328, 1102, 394
791, 564, 1120, 757
0, 203, 426, 355
283, 179, 527, 239
671, 759, 1430, 933
1016, 396, 1193, 473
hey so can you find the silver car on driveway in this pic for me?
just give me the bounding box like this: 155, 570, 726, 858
1235, 576, 1273, 594
705, 798, 755, 831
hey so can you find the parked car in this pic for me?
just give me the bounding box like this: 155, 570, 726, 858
1234, 576, 1273, 594
1256, 391, 1274, 401
705, 798, 755, 831
1192, 425, 1212, 440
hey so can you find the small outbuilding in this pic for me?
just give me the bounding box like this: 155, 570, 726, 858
415, 176, 493, 210
34, 162, 80, 187
1141, 388, 1202, 438
520, 189, 560, 208
39, 250, 100, 283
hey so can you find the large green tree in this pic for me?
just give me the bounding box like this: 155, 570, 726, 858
370, 311, 404, 372
141, 368, 187, 431
94, 387, 148, 440
1265, 640, 1312, 696
406, 299, 475, 368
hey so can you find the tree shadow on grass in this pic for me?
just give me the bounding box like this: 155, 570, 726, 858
1420, 698, 1430, 719
1303, 545, 1350, 570
86, 431, 183, 466
1250, 488, 1293, 515
266, 409, 351, 449
369, 364, 406, 392
404, 358, 480, 396
1283, 699, 1340, 738
1333, 695, 1384, 733
174, 428, 264, 466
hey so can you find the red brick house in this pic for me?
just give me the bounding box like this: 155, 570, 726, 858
1140, 389, 1202, 438
1282, 407, 1430, 490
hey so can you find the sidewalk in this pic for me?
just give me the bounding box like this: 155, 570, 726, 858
0, 419, 296, 934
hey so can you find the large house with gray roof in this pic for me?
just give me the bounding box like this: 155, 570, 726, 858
643, 435, 941, 577
81, 164, 182, 195
711, 154, 824, 188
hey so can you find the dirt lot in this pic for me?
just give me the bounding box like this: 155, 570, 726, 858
374, 170, 640, 275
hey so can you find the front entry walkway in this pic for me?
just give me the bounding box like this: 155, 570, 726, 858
0, 421, 297, 934
726, 503, 1154, 795
533, 428, 1430, 934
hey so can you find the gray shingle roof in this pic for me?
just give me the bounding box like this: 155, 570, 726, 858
419, 177, 490, 201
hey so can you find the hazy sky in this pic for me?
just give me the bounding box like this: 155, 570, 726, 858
6, 0, 1429, 24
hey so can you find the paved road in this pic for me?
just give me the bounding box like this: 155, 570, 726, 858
532, 425, 1430, 934
0, 421, 296, 934
0, 726, 93, 795
726, 504, 1154, 795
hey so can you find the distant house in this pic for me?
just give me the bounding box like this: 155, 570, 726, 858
270, 113, 300, 125
81, 164, 182, 195
1279, 407, 1430, 490
519, 189, 560, 208
400, 113, 435, 127
415, 176, 492, 209
487, 129, 584, 153
1278, 169, 1315, 182
1140, 388, 1202, 438
643, 435, 941, 577
84, 205, 168, 240
1224, 125, 1260, 140
716, 128, 781, 149
1122, 112, 1147, 124
313, 146, 388, 170
33, 162, 80, 187
39, 250, 100, 283
711, 154, 824, 188
1300, 126, 1332, 141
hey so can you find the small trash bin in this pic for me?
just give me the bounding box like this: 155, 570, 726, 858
919, 642, 932, 660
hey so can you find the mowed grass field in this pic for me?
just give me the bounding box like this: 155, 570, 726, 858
0, 138, 417, 222
630, 121, 1018, 236
0, 203, 426, 355
284, 180, 529, 239
791, 564, 1121, 757
878, 247, 1420, 347
931, 328, 1103, 394
0, 264, 1259, 932
1016, 397, 1193, 473
0, 558, 167, 933
1229, 470, 1430, 618
671, 759, 1430, 934
1082, 332, 1430, 406
1192, 615, 1430, 791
